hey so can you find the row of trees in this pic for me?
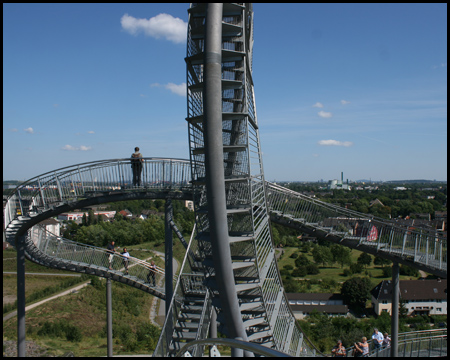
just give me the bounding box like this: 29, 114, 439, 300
62, 200, 195, 249
283, 182, 446, 220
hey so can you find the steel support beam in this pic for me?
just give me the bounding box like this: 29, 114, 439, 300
165, 198, 173, 315
17, 234, 26, 357
391, 262, 399, 357
203, 3, 248, 342
106, 278, 113, 357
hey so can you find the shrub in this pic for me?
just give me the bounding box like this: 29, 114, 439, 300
290, 253, 299, 259
283, 264, 294, 270
292, 266, 307, 277
382, 266, 392, 277
306, 264, 320, 275
350, 263, 363, 274
65, 325, 82, 342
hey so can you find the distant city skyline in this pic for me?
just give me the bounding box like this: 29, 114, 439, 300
3, 3, 447, 182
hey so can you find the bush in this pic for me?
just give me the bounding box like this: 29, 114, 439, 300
65, 325, 82, 342
343, 268, 353, 277
280, 269, 291, 276
382, 266, 392, 277
283, 264, 294, 270
295, 254, 310, 267
306, 264, 320, 275
350, 263, 363, 274
290, 252, 299, 259
292, 266, 307, 277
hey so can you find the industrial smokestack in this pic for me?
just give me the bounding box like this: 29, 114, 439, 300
341, 172, 343, 183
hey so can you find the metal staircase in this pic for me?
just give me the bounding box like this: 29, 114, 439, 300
183, 3, 318, 356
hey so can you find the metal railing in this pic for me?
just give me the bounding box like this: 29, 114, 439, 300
345, 329, 447, 357
4, 158, 192, 225
27, 225, 167, 295
266, 182, 447, 275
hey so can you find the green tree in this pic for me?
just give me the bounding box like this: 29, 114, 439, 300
357, 252, 372, 268
374, 257, 392, 266
312, 245, 333, 267
295, 254, 310, 268
341, 277, 372, 309
331, 244, 352, 268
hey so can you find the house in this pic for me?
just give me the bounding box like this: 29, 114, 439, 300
119, 209, 132, 218
286, 293, 349, 320
371, 279, 447, 316
58, 210, 116, 223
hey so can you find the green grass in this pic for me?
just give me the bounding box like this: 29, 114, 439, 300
277, 246, 424, 290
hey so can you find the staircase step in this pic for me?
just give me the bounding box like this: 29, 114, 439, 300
247, 330, 272, 342
180, 304, 203, 313
240, 301, 263, 312
243, 316, 267, 328
173, 331, 198, 340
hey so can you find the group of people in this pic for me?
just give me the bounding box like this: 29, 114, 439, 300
331, 328, 391, 357
105, 240, 157, 286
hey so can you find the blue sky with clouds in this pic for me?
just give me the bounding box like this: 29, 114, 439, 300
3, 3, 447, 182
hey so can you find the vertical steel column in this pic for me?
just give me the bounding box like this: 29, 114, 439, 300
106, 278, 113, 357
391, 262, 399, 357
165, 198, 173, 315
209, 309, 218, 356
203, 3, 248, 342
17, 234, 26, 357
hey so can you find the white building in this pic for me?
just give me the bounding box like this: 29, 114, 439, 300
371, 279, 447, 316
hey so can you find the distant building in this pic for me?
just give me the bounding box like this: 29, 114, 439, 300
286, 293, 349, 319
57, 211, 116, 222
371, 279, 447, 316
328, 172, 351, 190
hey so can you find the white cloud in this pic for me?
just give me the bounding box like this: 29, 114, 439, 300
62, 145, 92, 151
318, 110, 332, 118
165, 82, 186, 96
10, 128, 18, 132
318, 139, 353, 147
24, 127, 34, 134
312, 102, 324, 108
341, 100, 350, 105
121, 13, 187, 44
151, 82, 186, 97
87, 131, 95, 134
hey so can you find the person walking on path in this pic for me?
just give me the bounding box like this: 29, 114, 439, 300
106, 241, 118, 270
121, 248, 130, 274
147, 260, 157, 286
372, 328, 384, 350
131, 146, 144, 187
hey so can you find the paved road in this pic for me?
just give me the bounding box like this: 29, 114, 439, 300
3, 281, 90, 321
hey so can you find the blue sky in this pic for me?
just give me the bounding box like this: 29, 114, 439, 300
3, 3, 447, 182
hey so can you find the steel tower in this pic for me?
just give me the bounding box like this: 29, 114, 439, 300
186, 3, 308, 353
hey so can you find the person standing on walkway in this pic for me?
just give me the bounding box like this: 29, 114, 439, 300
121, 248, 130, 274
147, 260, 157, 286
372, 328, 384, 349
331, 340, 346, 357
131, 147, 143, 187
356, 337, 369, 357
106, 241, 118, 270
382, 333, 391, 348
